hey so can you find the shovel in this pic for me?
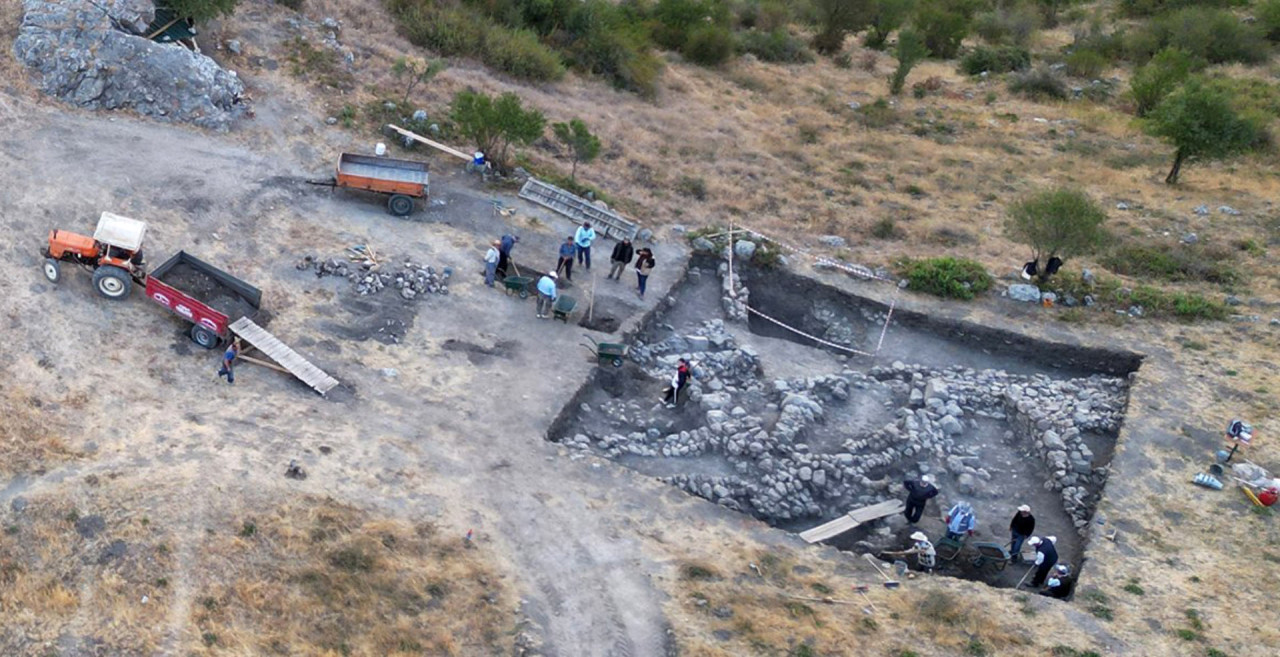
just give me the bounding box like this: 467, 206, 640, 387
862, 554, 901, 589
852, 583, 877, 615
1016, 563, 1036, 589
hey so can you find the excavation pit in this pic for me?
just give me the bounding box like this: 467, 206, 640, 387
550, 257, 1140, 589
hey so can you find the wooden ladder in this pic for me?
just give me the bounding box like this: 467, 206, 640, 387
230, 317, 340, 396
798, 499, 907, 544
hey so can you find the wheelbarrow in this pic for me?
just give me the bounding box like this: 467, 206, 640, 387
969, 542, 1012, 573
502, 275, 534, 299
581, 334, 627, 367
552, 295, 577, 323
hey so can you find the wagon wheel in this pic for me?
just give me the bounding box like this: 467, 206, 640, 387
189, 325, 219, 349
388, 194, 414, 216
92, 265, 132, 299
518, 288, 529, 299
43, 258, 61, 283
611, 357, 623, 368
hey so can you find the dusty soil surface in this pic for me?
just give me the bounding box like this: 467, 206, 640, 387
157, 259, 261, 323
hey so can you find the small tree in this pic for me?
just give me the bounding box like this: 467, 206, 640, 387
164, 0, 239, 23
1145, 79, 1262, 184
864, 0, 915, 50
552, 119, 602, 182
450, 90, 546, 171
391, 57, 445, 107
889, 28, 929, 95
1005, 188, 1107, 282
913, 0, 973, 59
1129, 47, 1191, 117
811, 0, 873, 55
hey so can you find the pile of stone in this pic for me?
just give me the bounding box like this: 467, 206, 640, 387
13, 0, 247, 130
718, 261, 749, 323
296, 254, 451, 300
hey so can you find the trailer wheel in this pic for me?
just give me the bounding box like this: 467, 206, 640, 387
43, 258, 61, 284
388, 194, 414, 216
190, 325, 219, 349
92, 265, 132, 299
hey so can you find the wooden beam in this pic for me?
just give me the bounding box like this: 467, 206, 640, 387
237, 354, 291, 375
386, 124, 472, 162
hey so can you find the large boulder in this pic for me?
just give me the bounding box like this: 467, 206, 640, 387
14, 0, 247, 131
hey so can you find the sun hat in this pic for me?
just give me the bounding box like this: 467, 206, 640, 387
548, 271, 558, 279
921, 474, 935, 484
1018, 504, 1031, 513
910, 531, 928, 542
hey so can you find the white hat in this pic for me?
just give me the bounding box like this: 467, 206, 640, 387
547, 271, 558, 279
921, 474, 935, 484
1028, 536, 1042, 546
1018, 505, 1031, 513
1055, 564, 1069, 573
910, 531, 928, 542
1046, 536, 1057, 544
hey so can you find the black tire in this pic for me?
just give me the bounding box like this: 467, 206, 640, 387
518, 289, 529, 300
92, 265, 132, 299
43, 258, 60, 283
388, 194, 414, 216
611, 357, 623, 368
190, 324, 219, 349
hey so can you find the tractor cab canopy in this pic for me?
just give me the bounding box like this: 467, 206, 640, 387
93, 212, 147, 252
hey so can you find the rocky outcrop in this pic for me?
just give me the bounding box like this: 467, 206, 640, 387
13, 0, 247, 130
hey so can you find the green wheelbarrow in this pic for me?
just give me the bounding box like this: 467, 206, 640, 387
552, 295, 577, 323
581, 334, 627, 367
502, 275, 534, 299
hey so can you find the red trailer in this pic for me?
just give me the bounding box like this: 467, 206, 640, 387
145, 250, 262, 349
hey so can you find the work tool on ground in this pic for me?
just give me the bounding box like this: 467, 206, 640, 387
502, 275, 534, 298
862, 554, 900, 589
852, 583, 877, 614
308, 152, 429, 216
1016, 564, 1036, 588
552, 295, 577, 323
581, 335, 628, 368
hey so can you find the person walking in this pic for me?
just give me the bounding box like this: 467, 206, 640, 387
535, 271, 558, 319
1027, 536, 1059, 588
574, 221, 596, 269
483, 240, 500, 287
944, 501, 976, 541
1039, 564, 1074, 599
635, 248, 655, 299
1009, 504, 1036, 564
556, 236, 576, 282
497, 233, 518, 278
661, 358, 693, 408
901, 475, 938, 524
608, 238, 634, 281
217, 339, 240, 385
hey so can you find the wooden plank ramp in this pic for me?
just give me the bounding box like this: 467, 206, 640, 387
230, 317, 339, 396
518, 178, 639, 241
798, 499, 905, 544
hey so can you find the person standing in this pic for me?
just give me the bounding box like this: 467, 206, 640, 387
497, 233, 518, 278
1027, 536, 1059, 588
1009, 505, 1036, 564
662, 358, 692, 408
635, 248, 655, 299
574, 221, 596, 269
944, 501, 977, 541
483, 240, 500, 287
901, 475, 938, 524
608, 238, 634, 281
556, 236, 576, 282
217, 339, 240, 385
535, 271, 558, 319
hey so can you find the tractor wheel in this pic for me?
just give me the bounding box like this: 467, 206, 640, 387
388, 194, 414, 216
190, 325, 219, 349
92, 265, 132, 299
43, 258, 61, 283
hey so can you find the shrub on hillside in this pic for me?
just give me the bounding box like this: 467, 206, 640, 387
914, 0, 973, 59
899, 257, 993, 300
1008, 66, 1068, 100
1117, 0, 1246, 18
388, 2, 564, 82
1064, 48, 1107, 78
973, 5, 1040, 47
683, 25, 736, 66
739, 28, 814, 63
483, 28, 567, 81
960, 45, 1030, 74
1261, 0, 1280, 43
1127, 7, 1268, 66
1129, 47, 1192, 117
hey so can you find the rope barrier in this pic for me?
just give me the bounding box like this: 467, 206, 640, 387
745, 306, 878, 358
697, 224, 897, 284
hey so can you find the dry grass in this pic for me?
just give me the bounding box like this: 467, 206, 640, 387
0, 386, 79, 478
187, 497, 512, 656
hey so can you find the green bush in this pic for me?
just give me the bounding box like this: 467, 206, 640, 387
1127, 7, 1268, 66
900, 257, 993, 300
1064, 48, 1107, 78
1118, 0, 1245, 18
973, 5, 1040, 46
683, 25, 736, 66
1262, 0, 1280, 42
1101, 242, 1241, 285
389, 3, 564, 82
1130, 47, 1193, 117
483, 28, 567, 81
739, 28, 814, 63
1009, 66, 1068, 100
653, 0, 729, 50
960, 45, 1031, 74
915, 0, 972, 59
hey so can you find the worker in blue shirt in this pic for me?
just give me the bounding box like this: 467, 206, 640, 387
574, 221, 596, 270
536, 271, 558, 319
216, 339, 240, 384
556, 236, 576, 281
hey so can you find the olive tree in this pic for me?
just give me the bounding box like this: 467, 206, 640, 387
450, 90, 546, 171
551, 118, 602, 182
1005, 188, 1107, 282
1145, 79, 1262, 184
811, 0, 873, 55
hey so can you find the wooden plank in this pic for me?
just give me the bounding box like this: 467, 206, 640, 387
386, 124, 472, 162
237, 354, 292, 375
798, 500, 906, 544
230, 318, 339, 395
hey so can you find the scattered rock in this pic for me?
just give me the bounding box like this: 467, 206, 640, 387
818, 235, 846, 248
75, 515, 107, 539
1218, 205, 1241, 216
1007, 284, 1042, 303
10, 497, 28, 513
733, 240, 757, 259
98, 539, 127, 564
1180, 232, 1198, 245
1193, 204, 1209, 216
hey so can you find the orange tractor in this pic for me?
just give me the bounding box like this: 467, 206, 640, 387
42, 212, 148, 299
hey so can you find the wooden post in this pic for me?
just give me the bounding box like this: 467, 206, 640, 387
587, 270, 597, 323
727, 220, 736, 298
